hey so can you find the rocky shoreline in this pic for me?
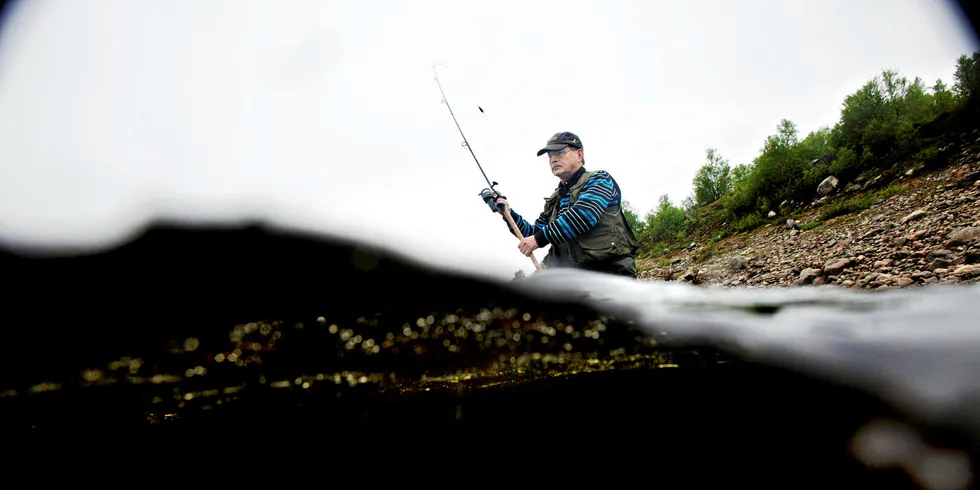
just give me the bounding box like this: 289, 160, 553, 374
639, 134, 980, 290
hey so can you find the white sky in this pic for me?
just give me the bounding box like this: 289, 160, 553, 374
0, 0, 977, 281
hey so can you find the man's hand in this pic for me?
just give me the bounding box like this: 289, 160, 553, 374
518, 236, 538, 256
494, 196, 510, 215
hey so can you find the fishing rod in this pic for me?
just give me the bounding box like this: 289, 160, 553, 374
431, 62, 542, 271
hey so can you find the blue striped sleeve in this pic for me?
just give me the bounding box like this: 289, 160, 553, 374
542, 171, 620, 244
501, 209, 546, 238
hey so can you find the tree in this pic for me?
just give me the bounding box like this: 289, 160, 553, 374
645, 194, 686, 242
724, 118, 820, 217
831, 69, 939, 160
775, 119, 799, 147
622, 200, 647, 235
731, 163, 753, 188
953, 51, 980, 111
681, 195, 696, 214
692, 148, 734, 206
932, 79, 958, 114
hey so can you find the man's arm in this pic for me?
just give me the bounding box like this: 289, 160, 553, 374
532, 171, 620, 247
502, 208, 548, 238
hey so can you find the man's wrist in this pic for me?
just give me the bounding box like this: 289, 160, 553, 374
533, 230, 549, 247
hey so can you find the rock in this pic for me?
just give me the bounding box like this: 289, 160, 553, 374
861, 228, 883, 240
945, 227, 980, 248
966, 249, 980, 264
925, 249, 953, 262
952, 264, 980, 279
900, 209, 927, 224
905, 229, 929, 241
729, 255, 748, 271
893, 277, 914, 288
957, 171, 980, 188
893, 237, 908, 247
798, 268, 822, 285
873, 259, 894, 268
699, 270, 726, 284
817, 176, 839, 196
768, 210, 777, 218
927, 259, 951, 272
823, 258, 853, 276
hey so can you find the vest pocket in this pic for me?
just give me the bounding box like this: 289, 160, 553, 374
577, 215, 638, 262
576, 229, 621, 262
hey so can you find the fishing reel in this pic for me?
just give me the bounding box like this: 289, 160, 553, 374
478, 181, 506, 213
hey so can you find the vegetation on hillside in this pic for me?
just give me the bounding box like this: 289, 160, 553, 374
625, 50, 980, 262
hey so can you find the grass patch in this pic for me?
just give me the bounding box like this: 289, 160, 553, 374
731, 211, 766, 233
819, 194, 875, 221
873, 183, 907, 200
641, 242, 672, 260
691, 245, 719, 264
800, 221, 823, 231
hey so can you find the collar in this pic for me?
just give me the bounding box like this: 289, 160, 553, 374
559, 166, 587, 191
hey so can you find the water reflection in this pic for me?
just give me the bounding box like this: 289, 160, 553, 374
1, 305, 725, 426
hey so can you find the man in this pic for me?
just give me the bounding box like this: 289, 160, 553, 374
494, 131, 641, 278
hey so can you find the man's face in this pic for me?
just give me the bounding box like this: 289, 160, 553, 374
547, 145, 582, 180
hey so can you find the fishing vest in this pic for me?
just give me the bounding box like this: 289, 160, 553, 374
541, 170, 641, 268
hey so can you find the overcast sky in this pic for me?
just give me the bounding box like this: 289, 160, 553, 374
0, 0, 977, 280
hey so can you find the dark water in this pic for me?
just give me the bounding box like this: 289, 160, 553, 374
1, 223, 977, 487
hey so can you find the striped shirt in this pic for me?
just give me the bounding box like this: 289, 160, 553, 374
504, 167, 622, 247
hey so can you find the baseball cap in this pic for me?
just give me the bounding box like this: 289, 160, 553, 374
536, 131, 583, 156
